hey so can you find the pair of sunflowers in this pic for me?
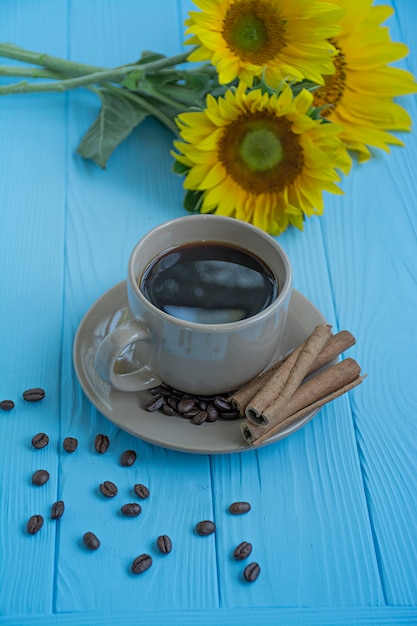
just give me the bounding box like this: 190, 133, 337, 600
173, 0, 417, 235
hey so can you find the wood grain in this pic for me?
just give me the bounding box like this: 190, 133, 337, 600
0, 0, 416, 623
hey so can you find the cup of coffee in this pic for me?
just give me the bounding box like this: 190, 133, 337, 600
95, 215, 292, 395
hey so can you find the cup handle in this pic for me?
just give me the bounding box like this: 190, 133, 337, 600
95, 319, 161, 392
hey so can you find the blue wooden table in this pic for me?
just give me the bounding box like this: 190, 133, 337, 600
1, 1, 416, 624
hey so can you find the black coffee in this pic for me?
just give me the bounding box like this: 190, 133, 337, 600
140, 242, 277, 324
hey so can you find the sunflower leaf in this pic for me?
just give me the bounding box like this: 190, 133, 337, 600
184, 189, 204, 213
172, 159, 190, 175
77, 88, 149, 168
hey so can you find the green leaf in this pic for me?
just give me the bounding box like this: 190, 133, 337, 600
172, 159, 190, 175
184, 189, 204, 213
121, 70, 143, 91
137, 50, 167, 65
77, 88, 149, 168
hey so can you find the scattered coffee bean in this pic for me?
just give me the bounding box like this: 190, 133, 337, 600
51, 500, 65, 520
23, 388, 45, 402
120, 449, 137, 467
195, 520, 216, 536
131, 553, 152, 574
0, 399, 14, 411
121, 503, 142, 517
157, 535, 172, 554
99, 481, 118, 497
94, 434, 109, 453
83, 531, 100, 550
32, 469, 50, 486
27, 514, 44, 534
31, 432, 49, 449
63, 437, 78, 453
229, 501, 251, 515
133, 484, 150, 499
244, 562, 261, 582
144, 394, 164, 412
233, 541, 253, 561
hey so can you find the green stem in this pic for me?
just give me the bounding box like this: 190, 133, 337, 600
0, 65, 65, 80
0, 50, 191, 96
0, 43, 104, 76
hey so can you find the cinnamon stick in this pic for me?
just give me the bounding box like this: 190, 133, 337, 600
245, 324, 332, 425
241, 358, 365, 446
230, 330, 355, 417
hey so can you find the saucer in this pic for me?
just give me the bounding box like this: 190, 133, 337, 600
73, 281, 330, 454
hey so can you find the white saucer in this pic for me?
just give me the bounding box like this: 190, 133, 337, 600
73, 281, 329, 455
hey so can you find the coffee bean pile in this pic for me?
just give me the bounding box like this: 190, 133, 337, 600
144, 384, 239, 424
4, 386, 261, 582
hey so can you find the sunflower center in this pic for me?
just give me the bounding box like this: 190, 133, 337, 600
218, 112, 304, 194
313, 39, 347, 115
222, 0, 286, 64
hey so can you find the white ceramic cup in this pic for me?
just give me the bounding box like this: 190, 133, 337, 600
95, 214, 292, 395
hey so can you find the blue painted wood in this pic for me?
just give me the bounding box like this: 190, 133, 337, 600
0, 0, 416, 623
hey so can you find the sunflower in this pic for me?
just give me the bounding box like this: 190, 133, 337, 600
172, 82, 351, 235
312, 0, 417, 161
184, 0, 344, 87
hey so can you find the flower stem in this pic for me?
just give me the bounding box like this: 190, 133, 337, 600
0, 43, 104, 76
0, 65, 65, 80
0, 48, 190, 96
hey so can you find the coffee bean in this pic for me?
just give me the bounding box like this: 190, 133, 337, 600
220, 411, 240, 420
0, 399, 14, 411
157, 535, 172, 554
32, 469, 49, 486
99, 481, 118, 497
31, 432, 49, 449
213, 396, 233, 412
244, 562, 261, 582
121, 503, 142, 517
195, 520, 216, 536
144, 394, 164, 412
63, 437, 78, 453
150, 385, 172, 398
229, 502, 251, 515
177, 397, 195, 414
192, 410, 207, 425
51, 500, 65, 520
131, 553, 152, 574
161, 403, 176, 416
166, 396, 179, 411
120, 449, 137, 467
83, 531, 100, 550
23, 388, 45, 402
94, 434, 109, 453
206, 403, 219, 422
233, 541, 253, 561
134, 484, 150, 499
27, 514, 44, 534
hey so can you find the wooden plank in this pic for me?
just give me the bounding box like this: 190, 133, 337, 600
53, 0, 219, 614
317, 0, 417, 605
177, 0, 384, 610
0, 0, 68, 617
1, 607, 417, 626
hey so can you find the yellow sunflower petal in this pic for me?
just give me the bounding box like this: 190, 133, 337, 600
174, 82, 348, 234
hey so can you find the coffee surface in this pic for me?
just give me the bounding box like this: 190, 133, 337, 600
140, 242, 277, 324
